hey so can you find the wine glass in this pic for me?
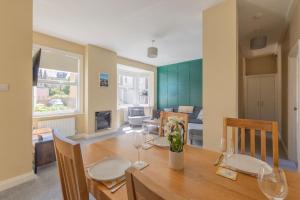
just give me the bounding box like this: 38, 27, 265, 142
142, 125, 151, 149
227, 138, 234, 158
257, 165, 288, 200
132, 132, 147, 169
220, 137, 234, 164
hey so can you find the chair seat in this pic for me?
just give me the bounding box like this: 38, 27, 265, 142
128, 115, 151, 126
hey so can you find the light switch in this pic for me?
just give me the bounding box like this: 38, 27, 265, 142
0, 84, 9, 92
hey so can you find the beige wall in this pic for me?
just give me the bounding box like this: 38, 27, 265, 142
238, 48, 244, 118
33, 32, 85, 55
281, 0, 300, 147
203, 0, 238, 151
0, 0, 33, 181
85, 45, 118, 134
245, 55, 277, 76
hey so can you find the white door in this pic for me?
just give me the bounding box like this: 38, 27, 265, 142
246, 77, 260, 120
260, 76, 276, 121
288, 56, 298, 162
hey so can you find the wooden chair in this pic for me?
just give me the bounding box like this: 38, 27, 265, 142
53, 130, 89, 200
223, 118, 279, 166
125, 167, 184, 200
159, 112, 189, 144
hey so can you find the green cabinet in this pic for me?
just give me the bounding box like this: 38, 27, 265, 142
157, 59, 202, 109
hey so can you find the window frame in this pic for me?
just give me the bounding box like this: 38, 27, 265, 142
117, 65, 151, 109
32, 44, 83, 117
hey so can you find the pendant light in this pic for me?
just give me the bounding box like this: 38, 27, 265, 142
147, 40, 158, 58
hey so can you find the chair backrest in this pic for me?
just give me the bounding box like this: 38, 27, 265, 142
223, 118, 279, 166
125, 167, 184, 200
128, 107, 145, 117
159, 112, 189, 144
52, 130, 89, 200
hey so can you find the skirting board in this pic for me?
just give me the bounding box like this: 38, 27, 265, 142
0, 171, 36, 192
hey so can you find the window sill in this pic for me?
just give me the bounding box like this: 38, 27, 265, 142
117, 105, 153, 110
33, 112, 83, 119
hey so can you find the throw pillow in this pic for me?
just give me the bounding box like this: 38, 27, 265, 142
197, 109, 203, 120
178, 106, 194, 113
164, 108, 173, 112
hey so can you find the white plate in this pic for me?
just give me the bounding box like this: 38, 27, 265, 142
221, 154, 272, 175
152, 136, 169, 148
87, 157, 131, 181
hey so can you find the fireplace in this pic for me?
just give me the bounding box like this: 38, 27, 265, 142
95, 111, 111, 131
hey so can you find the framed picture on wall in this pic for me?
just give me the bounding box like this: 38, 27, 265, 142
99, 72, 109, 87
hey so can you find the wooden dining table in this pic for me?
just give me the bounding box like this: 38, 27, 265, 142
82, 133, 300, 200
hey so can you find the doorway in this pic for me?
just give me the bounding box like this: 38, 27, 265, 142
288, 40, 300, 169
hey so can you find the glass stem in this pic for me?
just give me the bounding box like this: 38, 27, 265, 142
138, 148, 140, 163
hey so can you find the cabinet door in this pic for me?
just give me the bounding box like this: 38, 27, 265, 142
246, 77, 260, 120
259, 76, 276, 121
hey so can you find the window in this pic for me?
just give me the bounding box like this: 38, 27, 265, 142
33, 46, 82, 116
118, 65, 152, 107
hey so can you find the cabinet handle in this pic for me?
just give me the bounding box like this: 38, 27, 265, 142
261, 101, 264, 107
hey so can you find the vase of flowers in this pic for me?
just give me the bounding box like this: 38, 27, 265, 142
165, 117, 184, 170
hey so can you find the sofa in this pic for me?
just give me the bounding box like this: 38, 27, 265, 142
152, 106, 203, 145
152, 106, 203, 124
128, 107, 151, 127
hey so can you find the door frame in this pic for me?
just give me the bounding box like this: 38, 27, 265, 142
244, 74, 278, 121
288, 40, 300, 168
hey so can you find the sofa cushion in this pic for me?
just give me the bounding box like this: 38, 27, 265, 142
164, 108, 173, 112
197, 109, 203, 120
190, 106, 202, 119
178, 106, 194, 113
188, 118, 203, 124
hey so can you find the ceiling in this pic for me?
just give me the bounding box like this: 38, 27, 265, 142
33, 0, 220, 66
239, 0, 294, 54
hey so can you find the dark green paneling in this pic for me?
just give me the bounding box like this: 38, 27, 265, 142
167, 65, 178, 106
157, 59, 202, 109
178, 63, 190, 105
158, 67, 168, 108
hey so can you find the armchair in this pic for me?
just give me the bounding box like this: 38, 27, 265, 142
128, 107, 151, 127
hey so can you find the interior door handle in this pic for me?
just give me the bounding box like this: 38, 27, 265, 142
294, 107, 298, 111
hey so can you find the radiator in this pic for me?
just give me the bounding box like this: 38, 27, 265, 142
37, 117, 76, 137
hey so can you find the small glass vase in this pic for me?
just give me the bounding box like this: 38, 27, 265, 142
168, 150, 184, 170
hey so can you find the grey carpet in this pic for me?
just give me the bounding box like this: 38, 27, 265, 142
0, 126, 131, 200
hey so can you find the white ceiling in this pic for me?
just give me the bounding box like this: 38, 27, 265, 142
239, 0, 294, 54
33, 0, 221, 66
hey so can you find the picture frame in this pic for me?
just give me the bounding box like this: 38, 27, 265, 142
99, 72, 109, 87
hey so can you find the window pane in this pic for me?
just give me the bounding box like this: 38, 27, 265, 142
34, 68, 79, 114
117, 65, 151, 107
